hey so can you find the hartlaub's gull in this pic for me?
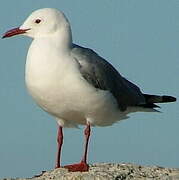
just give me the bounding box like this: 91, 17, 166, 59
3, 8, 176, 172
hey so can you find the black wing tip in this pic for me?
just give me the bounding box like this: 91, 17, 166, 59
143, 94, 177, 103
162, 96, 177, 102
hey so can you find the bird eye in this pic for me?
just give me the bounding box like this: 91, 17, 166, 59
35, 19, 41, 24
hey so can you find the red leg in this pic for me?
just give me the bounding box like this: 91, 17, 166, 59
55, 126, 63, 168
64, 123, 91, 172
81, 123, 91, 164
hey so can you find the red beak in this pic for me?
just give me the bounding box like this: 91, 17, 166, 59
2, 27, 30, 38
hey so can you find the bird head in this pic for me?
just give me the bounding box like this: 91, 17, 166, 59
2, 8, 70, 39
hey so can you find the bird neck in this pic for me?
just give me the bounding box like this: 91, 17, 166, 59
33, 25, 73, 54
54, 25, 73, 53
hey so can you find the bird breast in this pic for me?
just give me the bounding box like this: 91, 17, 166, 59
25, 39, 89, 113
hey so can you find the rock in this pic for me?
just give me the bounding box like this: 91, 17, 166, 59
2, 163, 179, 180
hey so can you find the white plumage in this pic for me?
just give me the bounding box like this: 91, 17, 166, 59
25, 24, 125, 128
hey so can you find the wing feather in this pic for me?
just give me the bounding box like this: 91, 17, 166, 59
71, 44, 145, 111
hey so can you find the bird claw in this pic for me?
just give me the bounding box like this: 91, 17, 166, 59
63, 162, 89, 172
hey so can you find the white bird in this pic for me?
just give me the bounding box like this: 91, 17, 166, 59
3, 8, 176, 172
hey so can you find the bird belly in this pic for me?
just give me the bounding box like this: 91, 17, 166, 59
26, 69, 126, 127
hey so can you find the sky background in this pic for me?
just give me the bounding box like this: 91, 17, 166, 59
0, 0, 178, 178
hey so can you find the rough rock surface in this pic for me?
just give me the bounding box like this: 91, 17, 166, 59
2, 163, 179, 180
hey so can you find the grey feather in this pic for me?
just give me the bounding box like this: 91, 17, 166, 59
71, 44, 146, 111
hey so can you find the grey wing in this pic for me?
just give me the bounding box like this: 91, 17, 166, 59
71, 44, 145, 111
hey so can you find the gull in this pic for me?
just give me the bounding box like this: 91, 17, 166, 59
2, 8, 176, 172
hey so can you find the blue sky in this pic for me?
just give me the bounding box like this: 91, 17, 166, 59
0, 0, 178, 178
